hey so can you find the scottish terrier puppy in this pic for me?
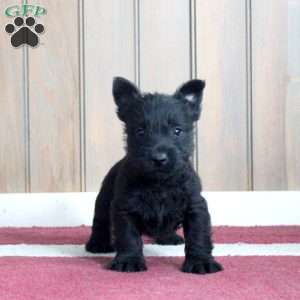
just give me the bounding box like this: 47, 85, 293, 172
86, 77, 223, 274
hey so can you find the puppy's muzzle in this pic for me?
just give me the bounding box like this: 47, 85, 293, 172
151, 152, 169, 167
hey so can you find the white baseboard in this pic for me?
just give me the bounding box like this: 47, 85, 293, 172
0, 192, 299, 227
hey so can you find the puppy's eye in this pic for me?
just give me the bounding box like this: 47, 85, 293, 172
135, 128, 145, 136
174, 127, 183, 136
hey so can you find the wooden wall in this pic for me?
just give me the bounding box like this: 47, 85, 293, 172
251, 0, 300, 190
0, 0, 299, 192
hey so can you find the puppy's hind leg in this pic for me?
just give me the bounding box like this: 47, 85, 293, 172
85, 162, 120, 253
156, 232, 184, 245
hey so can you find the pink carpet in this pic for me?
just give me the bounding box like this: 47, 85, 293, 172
0, 257, 299, 300
1, 226, 300, 299
1, 226, 299, 244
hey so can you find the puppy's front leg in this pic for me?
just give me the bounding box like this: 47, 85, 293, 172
182, 195, 223, 274
109, 211, 147, 272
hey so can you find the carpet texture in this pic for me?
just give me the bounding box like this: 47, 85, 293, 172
0, 226, 300, 300
1, 226, 300, 244
0, 257, 300, 300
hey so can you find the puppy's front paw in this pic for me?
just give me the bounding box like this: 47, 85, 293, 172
182, 257, 223, 274
109, 256, 147, 272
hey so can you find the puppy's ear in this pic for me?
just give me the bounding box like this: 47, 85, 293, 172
112, 77, 141, 121
174, 79, 205, 121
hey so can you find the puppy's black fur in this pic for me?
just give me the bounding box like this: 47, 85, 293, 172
86, 77, 223, 274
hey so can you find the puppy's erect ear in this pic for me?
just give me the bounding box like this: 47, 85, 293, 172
112, 77, 141, 121
174, 79, 205, 121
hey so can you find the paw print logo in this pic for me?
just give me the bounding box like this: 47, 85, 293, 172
5, 16, 44, 47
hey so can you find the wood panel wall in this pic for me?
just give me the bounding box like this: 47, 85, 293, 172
84, 0, 135, 191
0, 0, 26, 192
196, 0, 249, 190
252, 0, 300, 190
0, 0, 299, 192
29, 1, 81, 192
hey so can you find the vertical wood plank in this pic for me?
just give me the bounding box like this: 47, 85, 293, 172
29, 1, 81, 191
286, 0, 300, 189
252, 0, 300, 190
196, 0, 249, 190
0, 0, 26, 192
139, 0, 190, 93
84, 0, 135, 191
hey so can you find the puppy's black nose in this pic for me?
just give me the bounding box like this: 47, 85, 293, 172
152, 152, 168, 166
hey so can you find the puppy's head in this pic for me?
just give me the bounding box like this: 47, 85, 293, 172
112, 77, 205, 176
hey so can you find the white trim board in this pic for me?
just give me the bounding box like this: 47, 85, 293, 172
0, 243, 299, 257
0, 192, 299, 227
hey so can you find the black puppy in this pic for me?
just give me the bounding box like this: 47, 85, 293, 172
86, 77, 223, 274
